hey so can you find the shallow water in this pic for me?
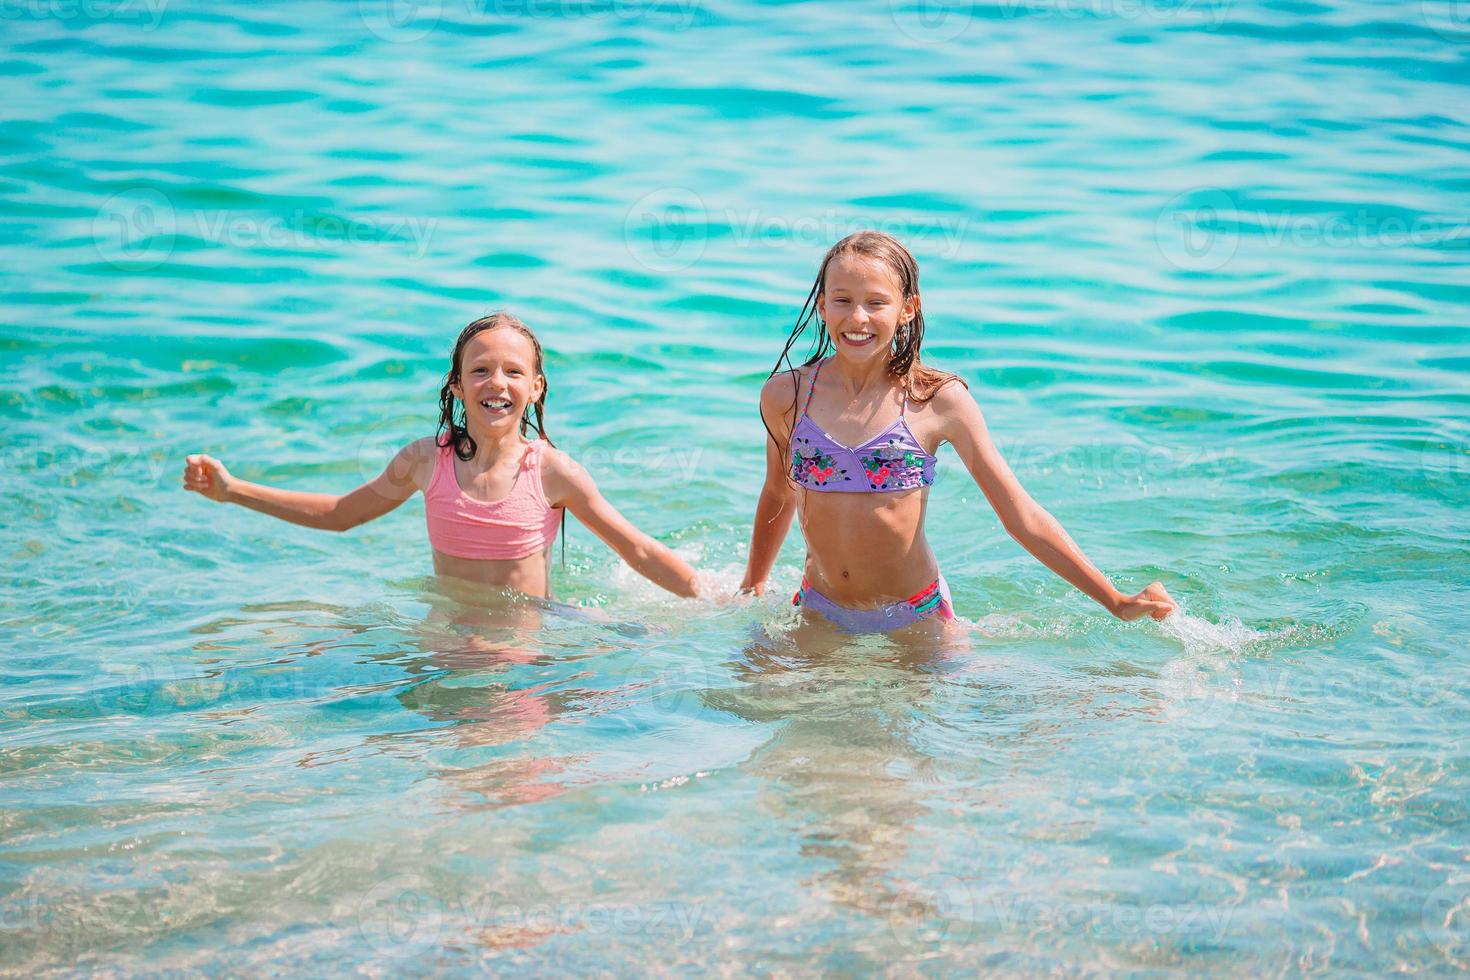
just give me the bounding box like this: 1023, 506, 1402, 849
2, 0, 1468, 973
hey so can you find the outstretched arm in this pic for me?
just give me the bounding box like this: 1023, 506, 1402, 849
541, 448, 699, 598
739, 374, 800, 596
182, 439, 434, 532
935, 384, 1175, 621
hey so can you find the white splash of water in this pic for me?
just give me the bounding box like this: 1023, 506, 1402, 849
1155, 597, 1263, 656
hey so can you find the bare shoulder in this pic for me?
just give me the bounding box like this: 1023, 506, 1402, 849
922, 373, 976, 417
402, 435, 441, 461
538, 443, 593, 508
539, 443, 584, 480
362, 436, 438, 494
759, 367, 808, 404
759, 366, 810, 431
405, 435, 442, 470
909, 369, 981, 449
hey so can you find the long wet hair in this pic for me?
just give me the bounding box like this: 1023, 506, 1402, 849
436, 312, 553, 461
766, 231, 965, 455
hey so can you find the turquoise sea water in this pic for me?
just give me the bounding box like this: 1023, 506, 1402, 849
2, 0, 1468, 972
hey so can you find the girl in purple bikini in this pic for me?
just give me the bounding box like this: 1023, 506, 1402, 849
739, 230, 1177, 634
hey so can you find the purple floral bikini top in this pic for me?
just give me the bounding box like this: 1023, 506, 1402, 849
789, 357, 938, 493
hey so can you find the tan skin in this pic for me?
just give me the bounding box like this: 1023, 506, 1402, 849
183, 328, 700, 600
739, 253, 1176, 622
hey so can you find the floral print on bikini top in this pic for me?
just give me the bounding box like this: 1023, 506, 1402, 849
788, 357, 938, 493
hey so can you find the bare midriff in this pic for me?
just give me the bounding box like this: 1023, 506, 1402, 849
796, 486, 938, 606
431, 549, 552, 598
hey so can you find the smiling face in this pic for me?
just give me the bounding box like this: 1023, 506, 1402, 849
816, 253, 918, 366
448, 327, 545, 437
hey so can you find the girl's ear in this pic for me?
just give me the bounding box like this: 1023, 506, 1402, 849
815, 292, 826, 325
901, 293, 919, 325
533, 373, 546, 402
449, 381, 463, 403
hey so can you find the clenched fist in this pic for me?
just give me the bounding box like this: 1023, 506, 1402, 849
182, 454, 233, 503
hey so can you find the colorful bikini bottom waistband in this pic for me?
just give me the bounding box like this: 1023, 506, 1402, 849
792, 575, 955, 633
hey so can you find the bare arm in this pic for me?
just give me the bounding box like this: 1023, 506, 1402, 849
935, 384, 1175, 621
182, 439, 434, 532
738, 374, 800, 595
541, 448, 699, 598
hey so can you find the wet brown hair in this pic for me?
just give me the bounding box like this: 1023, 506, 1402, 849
437, 312, 553, 461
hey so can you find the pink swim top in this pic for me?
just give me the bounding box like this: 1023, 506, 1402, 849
424, 438, 562, 560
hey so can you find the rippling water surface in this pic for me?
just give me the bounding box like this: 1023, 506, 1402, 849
2, 0, 1468, 972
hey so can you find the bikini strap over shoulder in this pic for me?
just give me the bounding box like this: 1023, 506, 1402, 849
802, 357, 826, 415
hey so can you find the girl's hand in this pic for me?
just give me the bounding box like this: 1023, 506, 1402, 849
1110, 581, 1176, 621
183, 454, 233, 502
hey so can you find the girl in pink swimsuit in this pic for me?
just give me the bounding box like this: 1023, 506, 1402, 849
183, 312, 700, 600
739, 231, 1176, 634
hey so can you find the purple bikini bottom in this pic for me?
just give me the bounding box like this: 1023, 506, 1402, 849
792, 575, 955, 634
